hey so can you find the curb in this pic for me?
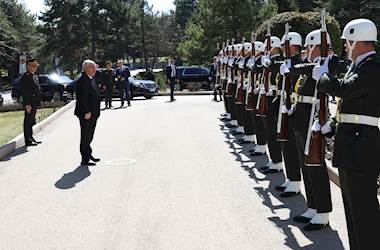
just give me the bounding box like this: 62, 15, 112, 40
156, 91, 213, 96
0, 101, 76, 160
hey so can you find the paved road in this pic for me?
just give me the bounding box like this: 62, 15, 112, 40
0, 96, 348, 249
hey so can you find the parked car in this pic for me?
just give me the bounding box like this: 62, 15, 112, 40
176, 66, 212, 91
12, 73, 72, 104
65, 74, 158, 100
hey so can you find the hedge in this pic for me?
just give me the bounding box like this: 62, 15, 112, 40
256, 12, 342, 54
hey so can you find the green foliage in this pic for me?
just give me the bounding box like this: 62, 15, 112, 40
256, 11, 342, 53
174, 0, 197, 31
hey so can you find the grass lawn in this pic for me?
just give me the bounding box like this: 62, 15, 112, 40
0, 108, 56, 145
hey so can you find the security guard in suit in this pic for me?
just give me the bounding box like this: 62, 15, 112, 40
316, 19, 380, 249
102, 61, 115, 109
20, 58, 42, 147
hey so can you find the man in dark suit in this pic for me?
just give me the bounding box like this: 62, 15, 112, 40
20, 58, 42, 147
102, 61, 115, 109
115, 60, 131, 107
316, 19, 379, 249
74, 60, 102, 166
166, 58, 177, 102
210, 57, 222, 102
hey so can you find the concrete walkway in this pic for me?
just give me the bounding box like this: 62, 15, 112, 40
0, 96, 348, 249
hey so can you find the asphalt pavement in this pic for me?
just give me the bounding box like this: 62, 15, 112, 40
0, 96, 348, 250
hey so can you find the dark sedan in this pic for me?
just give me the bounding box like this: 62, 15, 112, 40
12, 74, 72, 104
176, 66, 212, 91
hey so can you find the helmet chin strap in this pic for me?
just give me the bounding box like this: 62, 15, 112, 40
346, 40, 358, 61
307, 44, 317, 62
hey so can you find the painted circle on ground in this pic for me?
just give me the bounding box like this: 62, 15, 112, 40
106, 159, 137, 166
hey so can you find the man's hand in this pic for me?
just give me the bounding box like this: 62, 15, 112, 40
312, 57, 329, 81
280, 64, 290, 76
321, 121, 333, 135
25, 105, 32, 114
85, 112, 92, 120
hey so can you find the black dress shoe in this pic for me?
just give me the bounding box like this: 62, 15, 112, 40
250, 152, 266, 157
232, 131, 244, 135
275, 186, 287, 192
263, 169, 282, 174
25, 140, 38, 146
31, 138, 42, 144
280, 191, 300, 198
81, 161, 96, 166
241, 140, 252, 144
303, 223, 329, 231
90, 156, 101, 162
226, 125, 238, 129
293, 215, 312, 223
259, 166, 269, 171
220, 118, 231, 122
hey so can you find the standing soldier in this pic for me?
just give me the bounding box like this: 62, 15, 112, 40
102, 61, 115, 109
277, 31, 304, 197
316, 18, 379, 247
210, 56, 222, 102
283, 24, 336, 230
115, 60, 131, 107
225, 40, 239, 129
259, 36, 285, 174
248, 41, 268, 156
20, 58, 42, 147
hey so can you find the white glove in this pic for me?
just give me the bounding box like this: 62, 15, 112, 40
280, 64, 290, 75
261, 56, 271, 67
311, 120, 321, 132
287, 105, 295, 115
281, 105, 288, 114
321, 120, 333, 135
312, 57, 329, 81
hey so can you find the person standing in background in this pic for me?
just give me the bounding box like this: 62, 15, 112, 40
166, 58, 177, 102
102, 61, 115, 109
115, 60, 131, 107
20, 58, 42, 147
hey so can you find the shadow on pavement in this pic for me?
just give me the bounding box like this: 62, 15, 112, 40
219, 118, 345, 250
0, 145, 28, 162
55, 165, 91, 189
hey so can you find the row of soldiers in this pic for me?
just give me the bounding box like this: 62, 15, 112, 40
214, 14, 379, 250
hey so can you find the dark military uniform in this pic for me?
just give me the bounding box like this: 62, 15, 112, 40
225, 56, 239, 128
290, 57, 339, 221
102, 68, 115, 108
250, 55, 267, 153
233, 56, 247, 135
318, 53, 380, 249
260, 55, 284, 171
241, 56, 255, 141
20, 71, 41, 145
279, 55, 303, 186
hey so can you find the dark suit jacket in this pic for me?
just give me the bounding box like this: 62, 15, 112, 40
115, 66, 131, 85
74, 73, 101, 119
318, 54, 380, 171
166, 65, 177, 81
20, 72, 41, 108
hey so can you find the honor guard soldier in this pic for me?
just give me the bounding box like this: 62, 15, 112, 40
231, 43, 245, 135
277, 30, 304, 197
259, 36, 285, 174
316, 18, 380, 248
248, 41, 268, 156
225, 41, 239, 129
20, 58, 42, 147
285, 26, 337, 230
238, 41, 256, 144
220, 43, 232, 121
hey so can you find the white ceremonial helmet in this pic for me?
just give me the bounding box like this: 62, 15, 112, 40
244, 42, 252, 53
281, 32, 303, 46
254, 41, 265, 53
227, 45, 233, 53
304, 29, 331, 47
304, 29, 331, 61
264, 36, 282, 49
341, 18, 378, 60
234, 43, 243, 52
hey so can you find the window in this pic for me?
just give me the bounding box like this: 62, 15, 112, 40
184, 68, 204, 75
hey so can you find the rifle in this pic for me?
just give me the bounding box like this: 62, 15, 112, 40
256, 25, 271, 116
277, 22, 291, 141
236, 37, 246, 104
304, 9, 329, 166
246, 32, 257, 111
222, 40, 229, 92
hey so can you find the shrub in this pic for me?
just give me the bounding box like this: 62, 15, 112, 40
256, 12, 342, 54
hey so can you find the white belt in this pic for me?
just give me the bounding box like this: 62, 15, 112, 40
290, 93, 315, 104
337, 113, 380, 127
269, 85, 278, 91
